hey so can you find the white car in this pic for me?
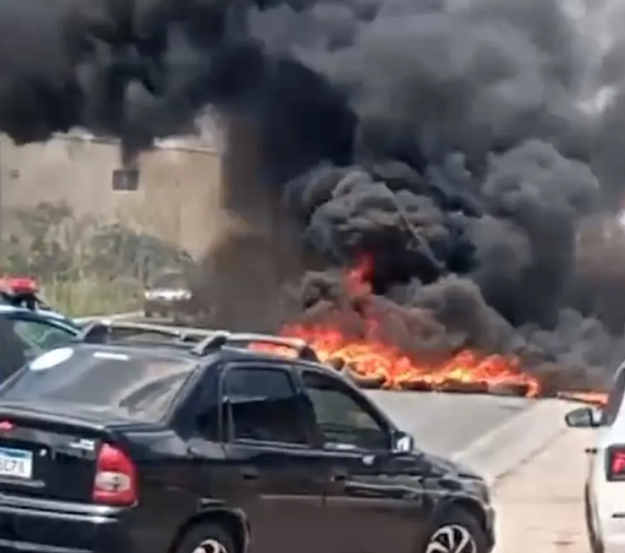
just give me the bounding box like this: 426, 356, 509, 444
565, 366, 625, 553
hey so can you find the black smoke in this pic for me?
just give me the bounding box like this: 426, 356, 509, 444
2, 0, 625, 389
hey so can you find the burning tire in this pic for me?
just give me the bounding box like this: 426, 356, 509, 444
326, 357, 346, 372
439, 380, 489, 394
488, 382, 531, 397
342, 367, 385, 389
398, 380, 435, 392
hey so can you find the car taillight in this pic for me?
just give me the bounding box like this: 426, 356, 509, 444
92, 443, 137, 506
607, 446, 625, 481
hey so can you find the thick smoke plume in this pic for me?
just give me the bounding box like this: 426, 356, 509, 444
2, 0, 625, 389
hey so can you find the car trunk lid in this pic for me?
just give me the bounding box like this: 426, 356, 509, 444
0, 402, 126, 503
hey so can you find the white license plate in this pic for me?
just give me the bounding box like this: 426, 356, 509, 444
0, 447, 33, 479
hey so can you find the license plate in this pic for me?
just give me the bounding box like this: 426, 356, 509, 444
0, 447, 33, 479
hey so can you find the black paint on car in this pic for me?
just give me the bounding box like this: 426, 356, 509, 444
0, 324, 495, 553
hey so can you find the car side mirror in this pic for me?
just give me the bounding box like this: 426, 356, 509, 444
391, 431, 415, 454
565, 406, 602, 428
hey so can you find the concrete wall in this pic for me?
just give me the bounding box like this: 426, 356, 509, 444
0, 133, 224, 258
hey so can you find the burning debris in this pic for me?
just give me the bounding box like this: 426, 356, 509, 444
270, 255, 600, 399
1, 0, 625, 396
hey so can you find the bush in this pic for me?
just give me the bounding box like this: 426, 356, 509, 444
40, 278, 142, 317
1, 202, 193, 316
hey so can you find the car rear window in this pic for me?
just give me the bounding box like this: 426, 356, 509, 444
152, 273, 188, 289
0, 346, 197, 421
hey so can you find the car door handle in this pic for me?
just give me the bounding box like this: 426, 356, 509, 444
240, 467, 260, 480
330, 471, 347, 482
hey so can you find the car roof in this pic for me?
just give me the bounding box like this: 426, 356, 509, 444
0, 304, 26, 315
66, 341, 201, 363
213, 345, 332, 370
67, 337, 335, 375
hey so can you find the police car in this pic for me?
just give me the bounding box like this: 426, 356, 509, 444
0, 277, 78, 327
0, 278, 81, 381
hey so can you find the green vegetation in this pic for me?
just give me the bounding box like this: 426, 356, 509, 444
0, 202, 193, 317
39, 278, 141, 318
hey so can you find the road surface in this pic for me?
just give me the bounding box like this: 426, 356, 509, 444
494, 425, 592, 553
365, 390, 533, 457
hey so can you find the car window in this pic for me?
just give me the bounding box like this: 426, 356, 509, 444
601, 365, 625, 426
12, 319, 76, 355
0, 318, 31, 380
152, 273, 188, 289
0, 317, 75, 380
302, 371, 389, 451
0, 347, 196, 421
223, 366, 308, 446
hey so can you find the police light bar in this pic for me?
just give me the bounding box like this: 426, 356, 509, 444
6, 277, 38, 294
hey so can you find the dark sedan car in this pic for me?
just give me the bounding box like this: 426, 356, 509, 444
0, 323, 494, 553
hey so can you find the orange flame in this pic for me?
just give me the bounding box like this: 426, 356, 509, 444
250, 258, 610, 400
279, 323, 540, 396
266, 256, 544, 397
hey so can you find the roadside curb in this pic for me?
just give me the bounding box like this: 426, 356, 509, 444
452, 399, 574, 487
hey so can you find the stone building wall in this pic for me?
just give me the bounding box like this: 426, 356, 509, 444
0, 132, 223, 258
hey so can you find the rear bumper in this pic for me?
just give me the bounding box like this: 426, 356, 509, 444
605, 538, 625, 553
0, 497, 132, 553
602, 516, 625, 553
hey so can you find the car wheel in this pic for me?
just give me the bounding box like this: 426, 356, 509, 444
585, 486, 604, 553
422, 508, 489, 553
144, 310, 153, 319
175, 523, 236, 553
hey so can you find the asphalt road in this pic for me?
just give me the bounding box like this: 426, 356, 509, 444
365, 390, 533, 457
123, 316, 535, 460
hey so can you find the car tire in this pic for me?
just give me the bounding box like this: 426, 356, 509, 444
585, 486, 604, 553
421, 508, 489, 553
144, 310, 153, 319
174, 522, 236, 553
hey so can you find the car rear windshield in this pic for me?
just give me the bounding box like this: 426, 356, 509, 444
152, 273, 188, 289
0, 346, 197, 421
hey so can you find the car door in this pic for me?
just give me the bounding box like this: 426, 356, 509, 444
589, 366, 625, 533
299, 369, 427, 553
214, 362, 326, 553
